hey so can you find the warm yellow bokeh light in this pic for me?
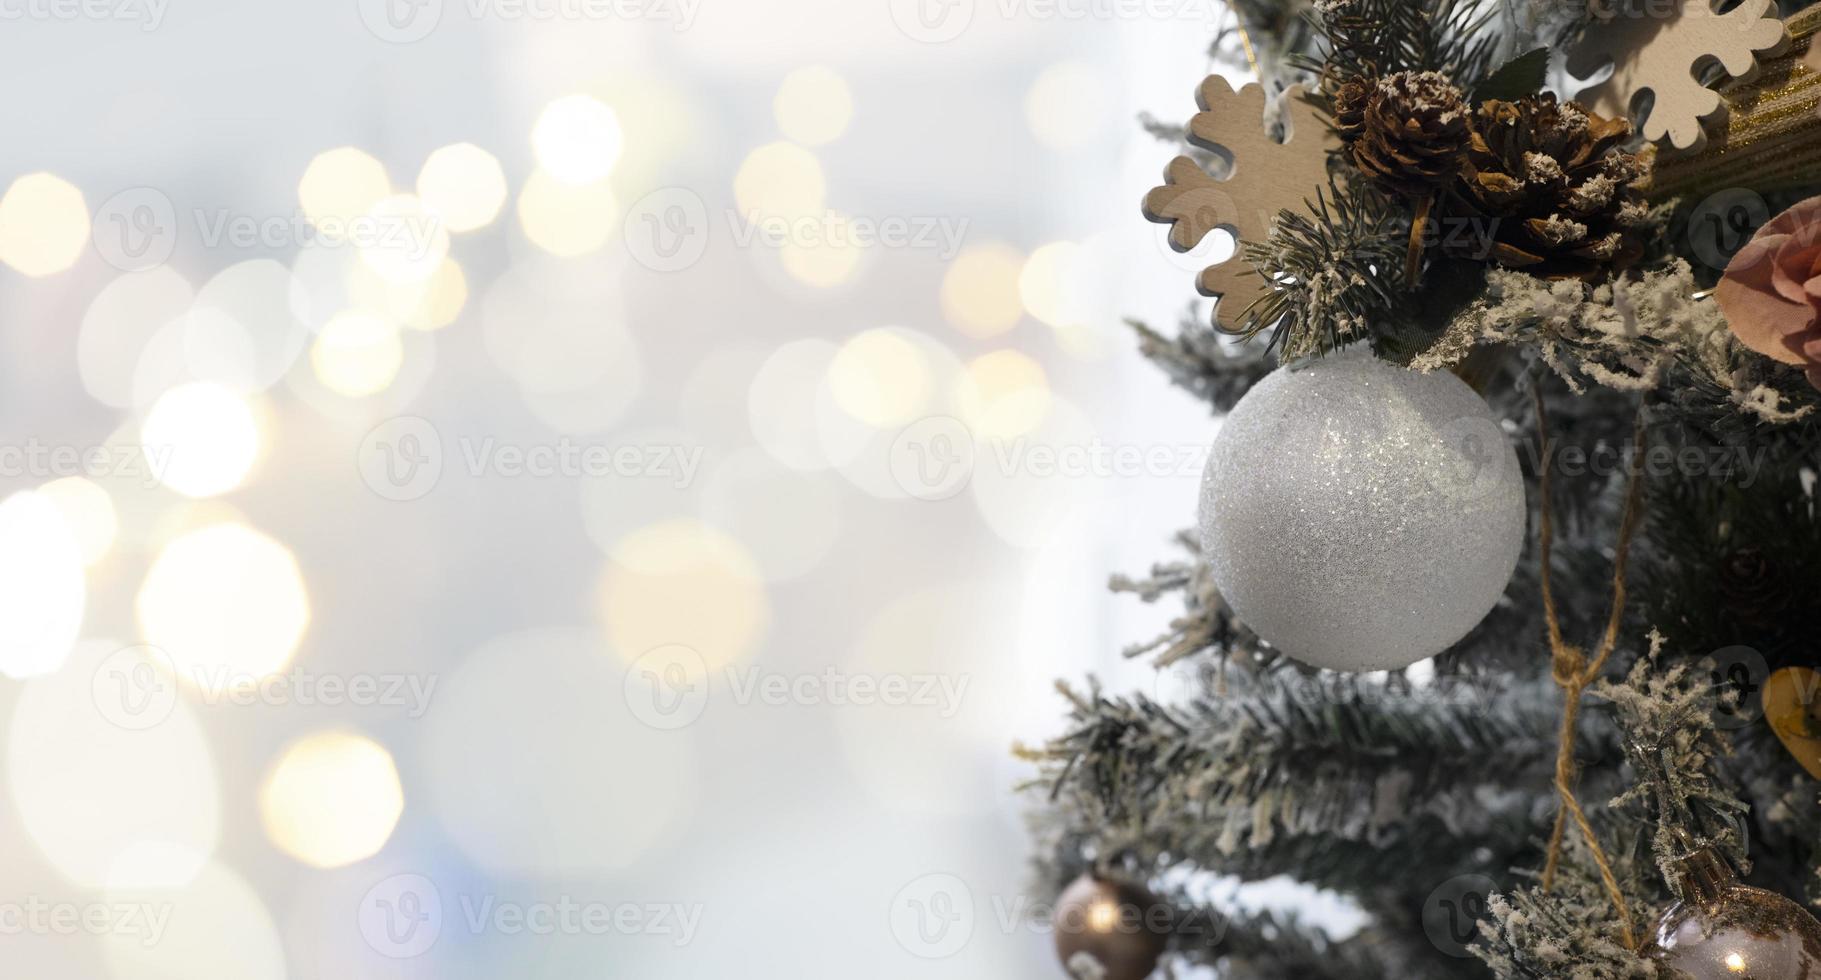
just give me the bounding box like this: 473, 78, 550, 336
416, 142, 508, 233
780, 210, 862, 289
141, 383, 261, 499
37, 477, 117, 566
517, 169, 619, 256
774, 66, 853, 146
103, 859, 284, 980
136, 522, 310, 681
348, 257, 467, 331
8, 641, 220, 888
533, 94, 624, 186
602, 520, 769, 671
1020, 240, 1091, 329
0, 173, 89, 277
347, 258, 424, 322
311, 311, 404, 398
407, 258, 467, 330
358, 193, 450, 284
733, 142, 826, 219
827, 328, 932, 427
260, 731, 404, 869
940, 243, 1026, 338
958, 349, 1052, 439
298, 147, 391, 227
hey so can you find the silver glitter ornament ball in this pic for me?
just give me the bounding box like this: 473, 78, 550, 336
1199, 348, 1526, 672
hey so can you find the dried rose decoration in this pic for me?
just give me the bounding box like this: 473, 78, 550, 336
1715, 195, 1821, 390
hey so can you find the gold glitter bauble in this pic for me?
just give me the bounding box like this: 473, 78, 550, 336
1645, 846, 1821, 979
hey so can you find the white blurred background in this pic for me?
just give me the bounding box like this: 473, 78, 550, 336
0, 2, 1253, 975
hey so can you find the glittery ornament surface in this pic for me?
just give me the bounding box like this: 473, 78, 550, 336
1199, 348, 1526, 672
1647, 6, 1821, 200
1648, 885, 1821, 979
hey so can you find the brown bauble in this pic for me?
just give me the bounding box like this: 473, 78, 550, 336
1052, 874, 1170, 980
1645, 846, 1821, 979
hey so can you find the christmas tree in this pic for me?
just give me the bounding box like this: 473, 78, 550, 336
1025, 1, 1821, 976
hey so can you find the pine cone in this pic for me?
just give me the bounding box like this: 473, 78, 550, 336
1332, 75, 1374, 144
1449, 94, 1653, 280
1347, 71, 1472, 198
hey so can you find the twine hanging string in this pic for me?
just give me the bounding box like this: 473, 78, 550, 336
1532, 388, 1649, 952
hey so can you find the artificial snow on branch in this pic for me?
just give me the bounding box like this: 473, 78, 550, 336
1413, 260, 1818, 424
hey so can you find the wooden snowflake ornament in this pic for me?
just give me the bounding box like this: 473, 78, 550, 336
1568, 0, 1789, 152
1143, 77, 1337, 332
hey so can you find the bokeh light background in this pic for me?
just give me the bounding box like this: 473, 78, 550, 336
0, 2, 1323, 976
